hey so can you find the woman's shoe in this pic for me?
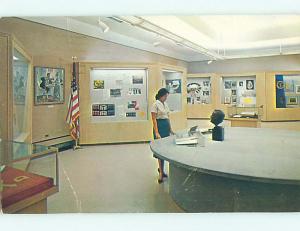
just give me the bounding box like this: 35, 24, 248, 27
158, 178, 163, 184
158, 168, 168, 178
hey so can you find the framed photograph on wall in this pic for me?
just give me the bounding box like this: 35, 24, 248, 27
296, 85, 300, 94
286, 96, 298, 105
34, 66, 65, 105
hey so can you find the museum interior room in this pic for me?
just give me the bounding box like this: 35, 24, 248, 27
1, 15, 300, 214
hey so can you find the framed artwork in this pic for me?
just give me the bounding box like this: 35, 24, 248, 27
296, 85, 300, 94
166, 79, 182, 94
246, 80, 255, 90
132, 75, 143, 84
224, 81, 232, 89
239, 81, 244, 87
286, 96, 298, 105
224, 96, 231, 104
110, 89, 122, 97
94, 80, 105, 89
34, 66, 65, 105
231, 81, 237, 88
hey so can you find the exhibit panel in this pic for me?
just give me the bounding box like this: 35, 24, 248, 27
90, 68, 148, 122
186, 73, 218, 119
216, 72, 266, 120
0, 33, 33, 143
159, 64, 187, 131
266, 71, 300, 121
79, 62, 160, 144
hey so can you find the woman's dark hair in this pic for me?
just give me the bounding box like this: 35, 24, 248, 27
155, 88, 169, 100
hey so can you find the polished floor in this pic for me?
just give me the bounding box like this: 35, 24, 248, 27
29, 119, 300, 213
44, 143, 183, 213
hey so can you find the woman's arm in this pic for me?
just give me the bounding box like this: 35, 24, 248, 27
151, 112, 161, 139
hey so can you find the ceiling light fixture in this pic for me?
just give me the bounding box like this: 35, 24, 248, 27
98, 17, 109, 33
115, 16, 223, 61
207, 60, 213, 64
108, 16, 124, 23
13, 56, 19, 61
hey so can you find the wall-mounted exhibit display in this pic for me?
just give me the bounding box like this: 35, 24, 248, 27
12, 48, 32, 141
162, 70, 183, 111
34, 66, 64, 105
187, 77, 211, 104
275, 75, 300, 108
90, 68, 148, 122
221, 75, 256, 107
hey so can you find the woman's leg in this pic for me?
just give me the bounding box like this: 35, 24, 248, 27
158, 159, 163, 181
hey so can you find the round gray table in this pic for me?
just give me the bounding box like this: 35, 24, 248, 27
150, 127, 300, 212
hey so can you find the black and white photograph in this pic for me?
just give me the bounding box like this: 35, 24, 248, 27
231, 89, 237, 96
110, 88, 122, 97
224, 96, 231, 104
132, 75, 143, 84
224, 80, 232, 89
166, 79, 182, 94
231, 81, 237, 88
239, 81, 244, 87
246, 80, 255, 90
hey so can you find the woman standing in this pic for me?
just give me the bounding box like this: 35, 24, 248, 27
151, 88, 175, 184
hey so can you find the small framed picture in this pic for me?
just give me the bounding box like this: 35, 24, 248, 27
231, 89, 237, 96
287, 96, 298, 105
224, 81, 232, 89
296, 85, 300, 94
224, 96, 231, 104
239, 81, 244, 87
231, 81, 237, 88
246, 80, 255, 90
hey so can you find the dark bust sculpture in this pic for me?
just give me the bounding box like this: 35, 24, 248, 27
210, 110, 225, 141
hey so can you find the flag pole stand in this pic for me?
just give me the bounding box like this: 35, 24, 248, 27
73, 139, 82, 151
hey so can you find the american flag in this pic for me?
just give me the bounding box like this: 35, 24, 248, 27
66, 62, 80, 140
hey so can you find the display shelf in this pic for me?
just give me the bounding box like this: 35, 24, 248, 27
227, 106, 263, 128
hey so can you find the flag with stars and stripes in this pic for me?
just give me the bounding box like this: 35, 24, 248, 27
66, 62, 80, 140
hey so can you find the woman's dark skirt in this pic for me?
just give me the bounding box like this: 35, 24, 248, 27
153, 119, 170, 159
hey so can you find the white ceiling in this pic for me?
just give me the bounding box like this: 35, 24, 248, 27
23, 15, 300, 62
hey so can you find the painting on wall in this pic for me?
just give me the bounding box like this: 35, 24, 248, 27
34, 66, 65, 105
13, 65, 28, 105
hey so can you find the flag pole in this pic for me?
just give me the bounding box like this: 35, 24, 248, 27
72, 56, 81, 151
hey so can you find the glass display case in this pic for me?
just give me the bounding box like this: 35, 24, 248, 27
162, 69, 183, 112
227, 106, 263, 120
221, 75, 256, 107
275, 74, 300, 108
0, 140, 58, 213
187, 77, 211, 104
90, 68, 148, 122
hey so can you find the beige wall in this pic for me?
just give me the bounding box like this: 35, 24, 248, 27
0, 17, 187, 143
188, 54, 300, 74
